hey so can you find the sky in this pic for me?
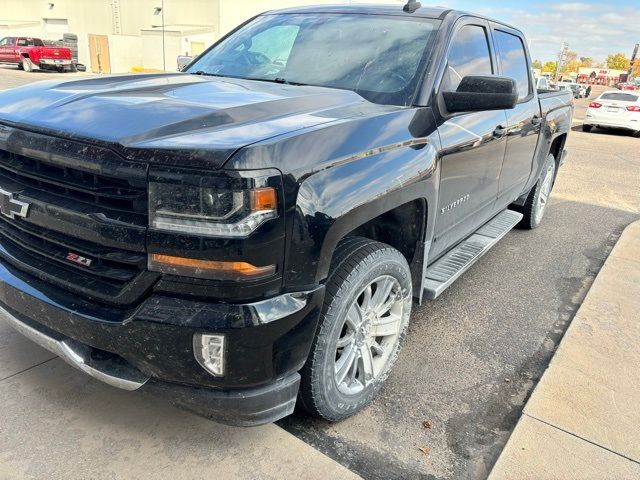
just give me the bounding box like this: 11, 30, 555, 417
423, 0, 640, 63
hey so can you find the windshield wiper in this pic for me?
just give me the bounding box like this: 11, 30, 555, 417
190, 71, 227, 78
190, 72, 307, 86
273, 77, 307, 86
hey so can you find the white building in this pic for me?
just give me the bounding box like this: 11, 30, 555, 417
0, 0, 403, 73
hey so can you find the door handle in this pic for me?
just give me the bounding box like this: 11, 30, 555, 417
531, 115, 542, 126
493, 125, 508, 138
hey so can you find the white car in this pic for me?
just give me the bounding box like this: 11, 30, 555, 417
583, 91, 640, 136
534, 76, 550, 90
556, 83, 579, 98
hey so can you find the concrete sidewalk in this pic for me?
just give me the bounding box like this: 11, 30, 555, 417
0, 327, 360, 480
489, 220, 640, 480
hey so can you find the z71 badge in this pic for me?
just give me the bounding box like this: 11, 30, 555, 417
66, 252, 93, 267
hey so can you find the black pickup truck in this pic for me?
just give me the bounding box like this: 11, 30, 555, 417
0, 3, 573, 426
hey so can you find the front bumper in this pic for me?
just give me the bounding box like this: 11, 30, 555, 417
0, 260, 323, 426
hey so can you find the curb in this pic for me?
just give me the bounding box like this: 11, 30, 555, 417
489, 220, 640, 479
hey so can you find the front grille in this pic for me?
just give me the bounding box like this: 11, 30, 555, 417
0, 150, 147, 214
0, 216, 155, 304
0, 130, 156, 306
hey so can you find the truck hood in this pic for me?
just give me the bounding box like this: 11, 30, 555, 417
0, 73, 379, 169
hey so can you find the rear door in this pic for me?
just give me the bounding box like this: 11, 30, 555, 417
431, 19, 508, 261
490, 25, 542, 205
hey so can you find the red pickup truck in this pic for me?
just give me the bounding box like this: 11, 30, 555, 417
0, 36, 74, 72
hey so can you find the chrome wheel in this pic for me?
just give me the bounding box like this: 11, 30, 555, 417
533, 161, 555, 225
334, 275, 406, 395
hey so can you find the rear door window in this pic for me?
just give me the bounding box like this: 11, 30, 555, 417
494, 30, 531, 101
442, 25, 493, 92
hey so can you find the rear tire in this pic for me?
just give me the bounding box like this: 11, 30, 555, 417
517, 154, 556, 230
298, 236, 412, 421
582, 124, 593, 133
21, 58, 33, 72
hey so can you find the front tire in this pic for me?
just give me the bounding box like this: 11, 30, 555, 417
518, 154, 556, 229
298, 237, 412, 421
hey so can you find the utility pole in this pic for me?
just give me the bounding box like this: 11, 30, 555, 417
629, 43, 639, 79
555, 42, 569, 82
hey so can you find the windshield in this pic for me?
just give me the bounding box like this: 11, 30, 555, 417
187, 13, 440, 106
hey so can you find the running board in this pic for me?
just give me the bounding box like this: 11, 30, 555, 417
423, 209, 523, 300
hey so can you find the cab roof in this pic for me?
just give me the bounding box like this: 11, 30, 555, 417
265, 3, 452, 19
263, 4, 523, 35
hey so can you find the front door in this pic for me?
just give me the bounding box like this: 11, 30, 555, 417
431, 21, 507, 262
492, 26, 542, 204
0, 37, 15, 63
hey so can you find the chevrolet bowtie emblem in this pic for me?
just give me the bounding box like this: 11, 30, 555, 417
0, 188, 30, 219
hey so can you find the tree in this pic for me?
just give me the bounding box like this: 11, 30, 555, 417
542, 61, 557, 73
532, 59, 543, 70
579, 57, 593, 67
606, 53, 630, 71
562, 60, 581, 76
565, 51, 578, 64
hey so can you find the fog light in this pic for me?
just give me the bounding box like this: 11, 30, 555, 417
193, 333, 225, 376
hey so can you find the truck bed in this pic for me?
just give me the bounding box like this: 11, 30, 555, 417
539, 89, 574, 118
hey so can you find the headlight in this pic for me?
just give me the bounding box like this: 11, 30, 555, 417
149, 183, 277, 238
147, 169, 281, 281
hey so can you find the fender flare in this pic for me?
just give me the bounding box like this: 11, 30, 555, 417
286, 141, 439, 288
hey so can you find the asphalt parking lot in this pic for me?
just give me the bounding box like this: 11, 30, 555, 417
0, 64, 91, 89
1, 68, 639, 479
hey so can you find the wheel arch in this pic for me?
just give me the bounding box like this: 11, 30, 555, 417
549, 133, 567, 171
321, 193, 430, 287
285, 145, 438, 297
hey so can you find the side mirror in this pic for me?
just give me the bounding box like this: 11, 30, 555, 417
443, 75, 519, 113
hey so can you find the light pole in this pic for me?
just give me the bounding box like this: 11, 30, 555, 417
154, 1, 166, 72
